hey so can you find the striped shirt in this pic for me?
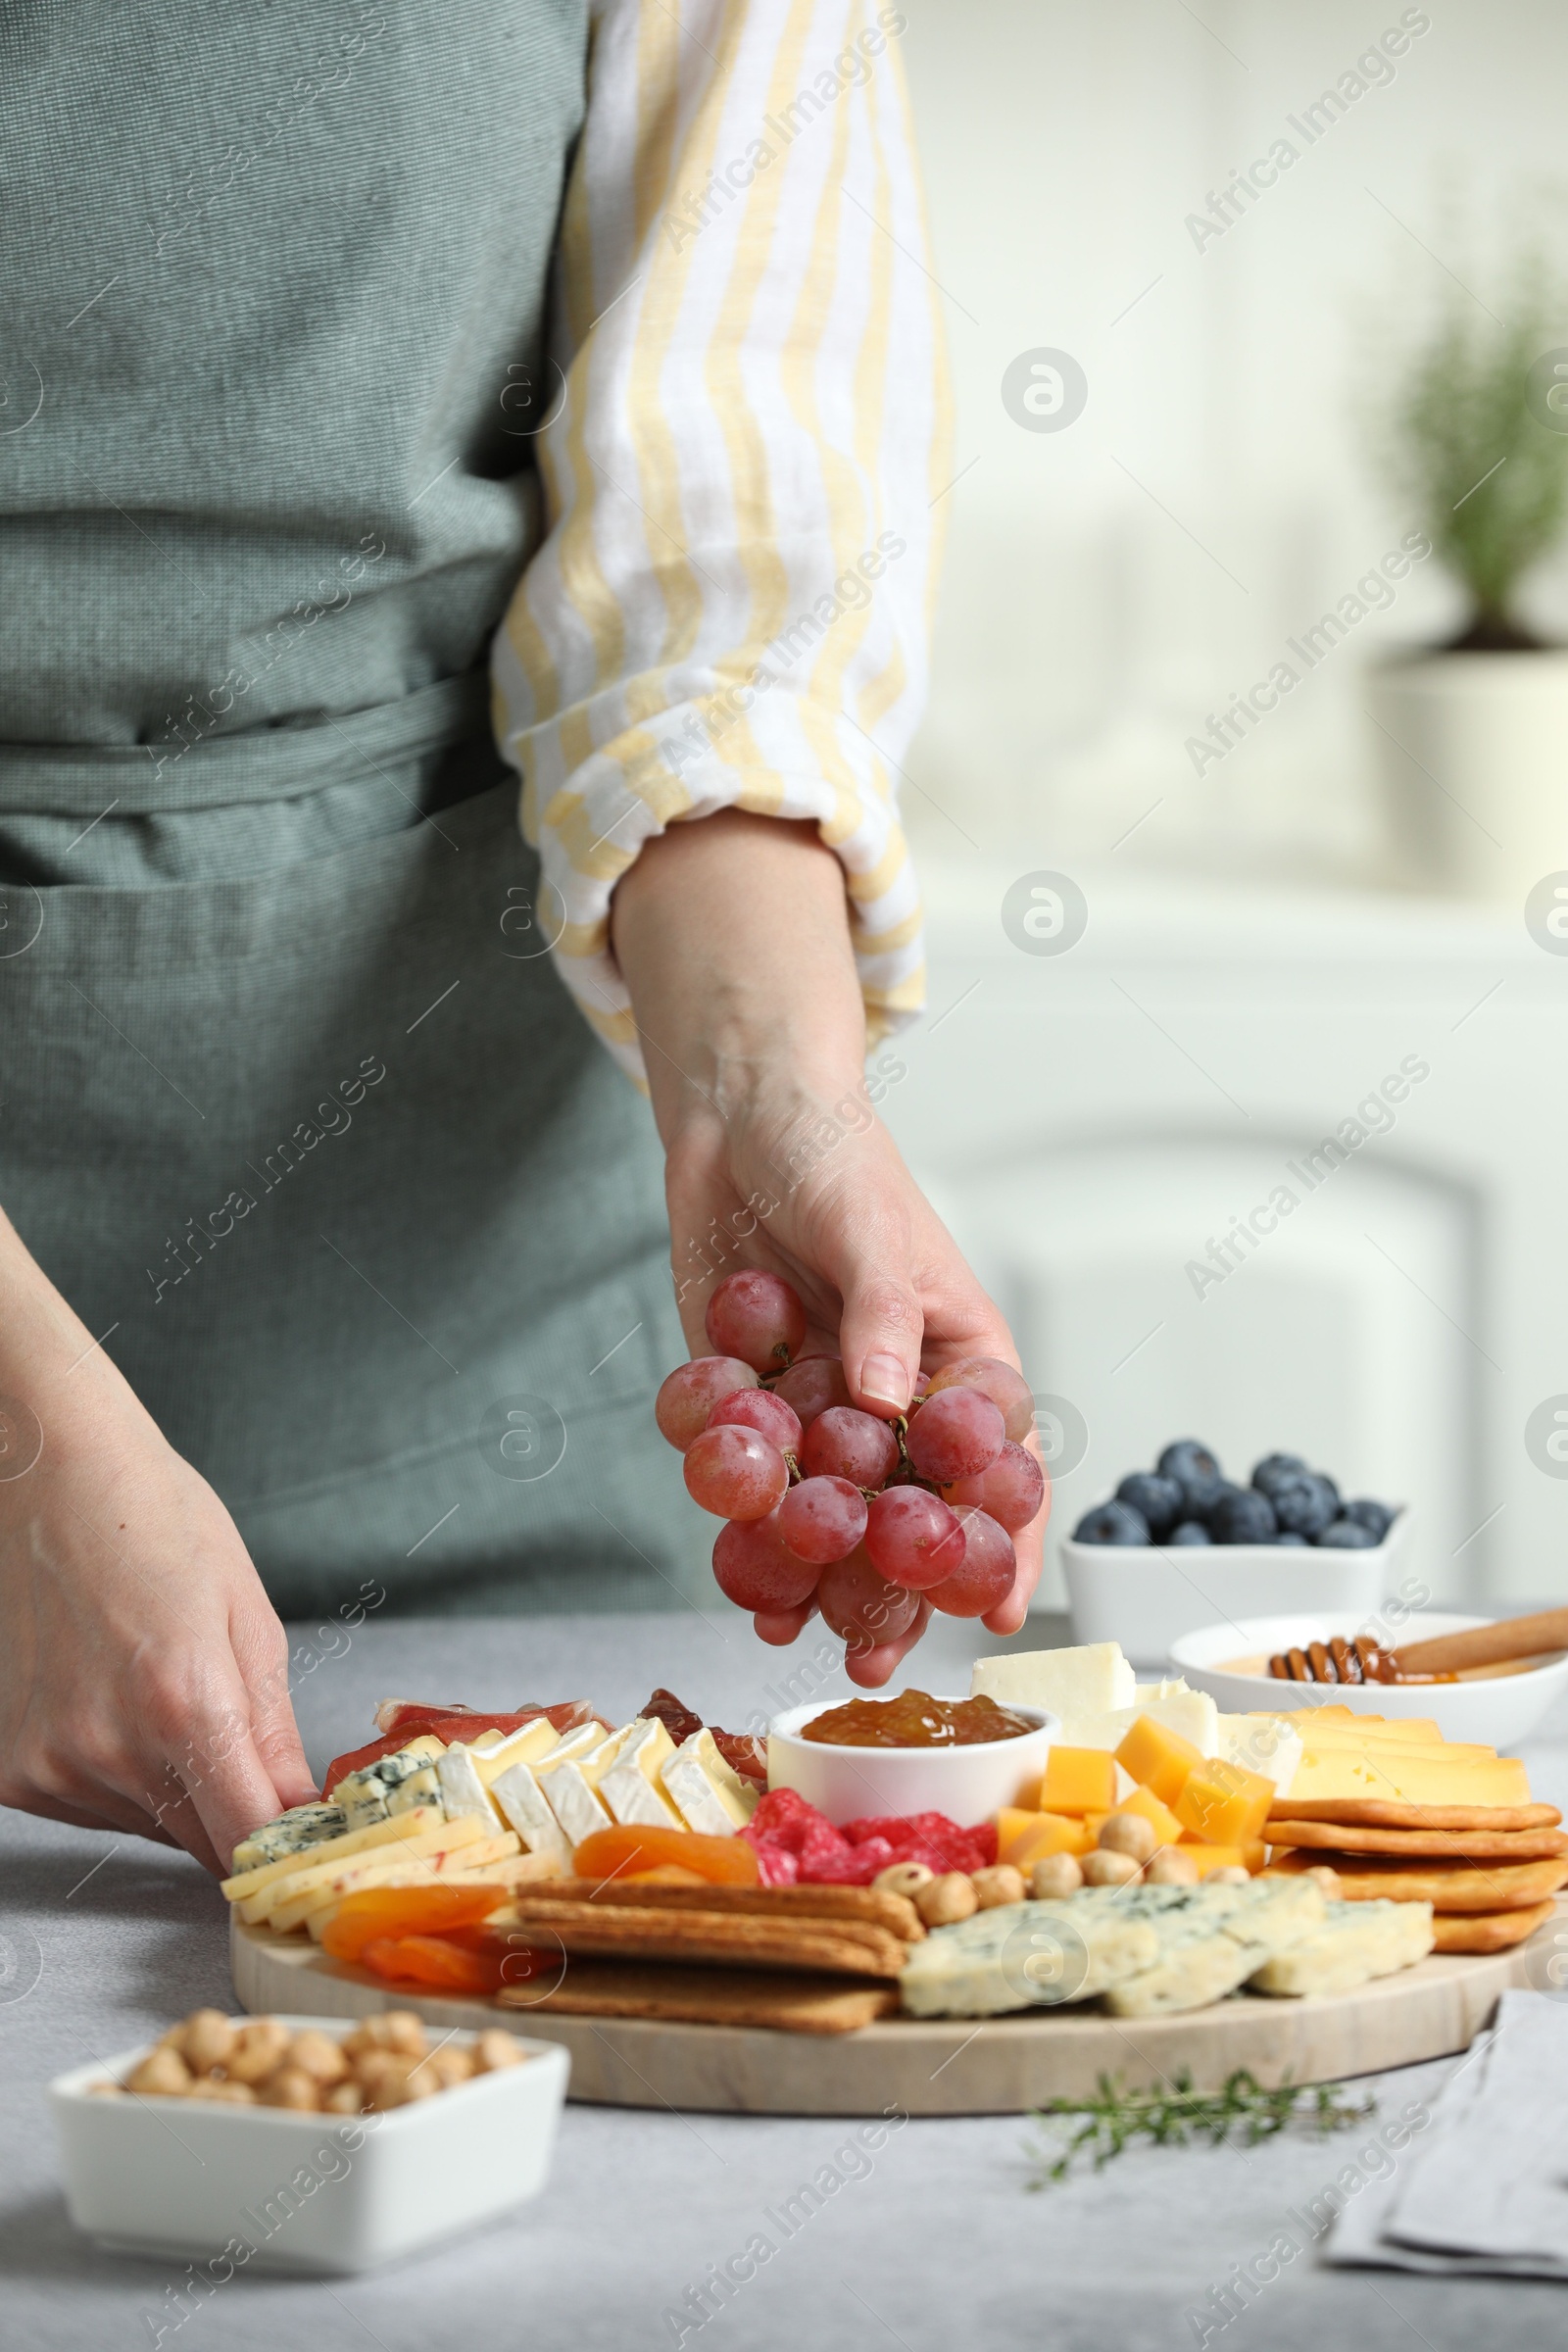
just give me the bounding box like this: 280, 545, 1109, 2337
489, 0, 950, 1082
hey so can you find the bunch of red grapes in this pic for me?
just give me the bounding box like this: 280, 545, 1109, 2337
655, 1271, 1046, 1650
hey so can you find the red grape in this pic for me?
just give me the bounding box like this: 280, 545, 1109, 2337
712, 1510, 820, 1610
926, 1356, 1034, 1443
655, 1356, 759, 1451
905, 1388, 1005, 1484
709, 1387, 803, 1456
800, 1405, 900, 1491
771, 1353, 852, 1428
927, 1507, 1016, 1618
779, 1476, 867, 1565
942, 1440, 1046, 1533
863, 1486, 967, 1589
683, 1425, 789, 1521
817, 1544, 920, 1647
705, 1270, 808, 1375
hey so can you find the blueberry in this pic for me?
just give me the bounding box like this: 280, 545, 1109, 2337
1250, 1451, 1307, 1496
1208, 1488, 1278, 1544
1155, 1440, 1225, 1513
1273, 1532, 1309, 1546
1072, 1499, 1152, 1545
1268, 1473, 1339, 1540
1199, 1481, 1248, 1529
1342, 1498, 1395, 1543
1114, 1472, 1184, 1538
1315, 1517, 1379, 1549
1168, 1520, 1212, 1545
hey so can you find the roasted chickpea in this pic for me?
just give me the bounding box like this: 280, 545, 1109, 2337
287, 2030, 351, 2085
969, 1864, 1027, 1911
127, 2046, 192, 2098
225, 2020, 292, 2084
872, 1861, 935, 1899
1145, 1847, 1200, 1886
258, 2066, 320, 2111
1203, 1865, 1250, 1886
472, 2030, 524, 2074
1029, 1853, 1084, 1900
1081, 1848, 1141, 1887
1098, 1812, 1157, 1865
913, 1872, 981, 1928
188, 2079, 258, 2105
180, 2009, 237, 2076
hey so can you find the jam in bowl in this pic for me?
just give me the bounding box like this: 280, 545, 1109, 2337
767, 1690, 1055, 1827
798, 1690, 1038, 1748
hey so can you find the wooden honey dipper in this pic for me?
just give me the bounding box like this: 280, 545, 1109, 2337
1266, 1605, 1568, 1685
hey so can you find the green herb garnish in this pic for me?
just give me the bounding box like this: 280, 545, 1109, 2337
1023, 2068, 1374, 2187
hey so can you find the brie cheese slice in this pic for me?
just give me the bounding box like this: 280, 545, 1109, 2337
436, 1743, 505, 1828
662, 1729, 759, 1836
490, 1761, 571, 1864
599, 1719, 685, 1830
536, 1722, 621, 1846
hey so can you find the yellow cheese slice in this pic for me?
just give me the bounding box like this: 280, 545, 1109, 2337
1277, 1710, 1444, 1742
221, 1804, 447, 1902
238, 1812, 490, 1925
270, 1832, 520, 1934
1286, 1747, 1531, 1807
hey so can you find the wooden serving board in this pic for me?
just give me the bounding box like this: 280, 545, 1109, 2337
231, 1914, 1538, 2117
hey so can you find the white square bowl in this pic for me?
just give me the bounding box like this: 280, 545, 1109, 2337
1059, 1510, 1408, 1666
49, 2015, 569, 2275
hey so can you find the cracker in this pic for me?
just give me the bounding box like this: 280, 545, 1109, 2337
499, 1897, 908, 1979
1265, 1798, 1560, 1833
1268, 1851, 1568, 1911
526, 1878, 923, 1939
1430, 1900, 1559, 1955
496, 1959, 899, 2034
1266, 1820, 1568, 1859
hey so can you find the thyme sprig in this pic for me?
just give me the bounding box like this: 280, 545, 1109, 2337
1024, 2068, 1375, 2188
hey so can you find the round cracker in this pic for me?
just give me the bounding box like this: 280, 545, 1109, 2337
1430, 1899, 1559, 1954
1268, 1851, 1568, 1910
1265, 1820, 1568, 1858
1264, 1799, 1561, 1832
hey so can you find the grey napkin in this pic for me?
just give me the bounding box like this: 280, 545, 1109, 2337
1326, 1990, 1568, 2278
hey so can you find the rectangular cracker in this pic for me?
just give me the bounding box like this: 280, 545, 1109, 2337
1266, 1820, 1568, 1859
1265, 1798, 1560, 1833
1431, 1899, 1559, 1953
496, 1959, 900, 2034
1268, 1851, 1568, 1911
499, 1898, 907, 1979
511, 1879, 923, 1940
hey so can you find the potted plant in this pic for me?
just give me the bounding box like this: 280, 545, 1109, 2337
1363, 248, 1568, 900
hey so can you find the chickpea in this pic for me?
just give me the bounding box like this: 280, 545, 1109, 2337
913, 1872, 980, 1928
872, 1861, 935, 1899
188, 2079, 258, 2105
1081, 1848, 1142, 1888
85, 2080, 124, 2096
1029, 1853, 1084, 1900
471, 2030, 523, 2074
1203, 1865, 1250, 1886
969, 1865, 1026, 1911
127, 2046, 193, 2098
258, 2066, 320, 2111
225, 2020, 292, 2084
1145, 1847, 1200, 1886
287, 2030, 350, 2085
1098, 1812, 1157, 1865
345, 2011, 427, 2060
323, 2082, 367, 2116
180, 2009, 237, 2076
422, 2045, 476, 2088
353, 2050, 416, 2095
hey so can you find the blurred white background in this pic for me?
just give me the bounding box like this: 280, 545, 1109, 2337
883, 0, 1568, 1614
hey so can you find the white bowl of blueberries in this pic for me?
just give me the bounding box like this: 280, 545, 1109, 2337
1060, 1440, 1405, 1666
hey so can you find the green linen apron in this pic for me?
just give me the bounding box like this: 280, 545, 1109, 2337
0, 0, 708, 1617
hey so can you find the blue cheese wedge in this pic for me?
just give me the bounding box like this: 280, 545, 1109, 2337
1102, 1877, 1328, 2017
334, 1735, 446, 1830
599, 1719, 685, 1829
899, 1888, 1162, 2019
661, 1729, 760, 1836
1249, 1897, 1434, 1997
230, 1801, 347, 1874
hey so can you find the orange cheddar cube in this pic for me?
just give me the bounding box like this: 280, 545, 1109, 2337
1034, 1746, 1118, 1816
1176, 1841, 1266, 1878
1108, 1782, 1185, 1850
1114, 1716, 1206, 1807
996, 1808, 1094, 1866
1173, 1759, 1275, 1849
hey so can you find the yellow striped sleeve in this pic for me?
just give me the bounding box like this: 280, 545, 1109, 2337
490, 0, 949, 1084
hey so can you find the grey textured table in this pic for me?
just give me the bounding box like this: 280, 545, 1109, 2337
4, 1609, 1566, 2351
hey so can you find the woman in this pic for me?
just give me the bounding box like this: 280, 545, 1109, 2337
0, 0, 1040, 1875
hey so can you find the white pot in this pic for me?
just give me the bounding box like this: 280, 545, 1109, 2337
1365, 650, 1568, 903
766, 1699, 1056, 1826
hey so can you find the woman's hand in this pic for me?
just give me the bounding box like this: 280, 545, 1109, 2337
612, 811, 1047, 1686
0, 1213, 317, 1872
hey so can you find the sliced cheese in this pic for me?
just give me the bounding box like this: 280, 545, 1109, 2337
1249, 1897, 1434, 1997
599, 1719, 685, 1829
238, 1811, 490, 1925
230, 1801, 348, 1874
536, 1722, 622, 1846
270, 1832, 520, 1934
971, 1642, 1135, 1721
222, 1804, 447, 1902
1217, 1715, 1303, 1796
1287, 1746, 1530, 1807
436, 1743, 505, 1829
1275, 1709, 1444, 1742
661, 1729, 760, 1836
469, 1718, 563, 1779
490, 1762, 571, 1864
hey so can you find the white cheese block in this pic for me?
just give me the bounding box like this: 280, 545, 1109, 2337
1217, 1713, 1303, 1796
537, 1723, 623, 1847
899, 1887, 1162, 2019
436, 1743, 505, 1828
662, 1729, 760, 1836
599, 1720, 685, 1830
970, 1642, 1135, 1722
1248, 1898, 1434, 1997
490, 1762, 571, 1864
1058, 1682, 1220, 1758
